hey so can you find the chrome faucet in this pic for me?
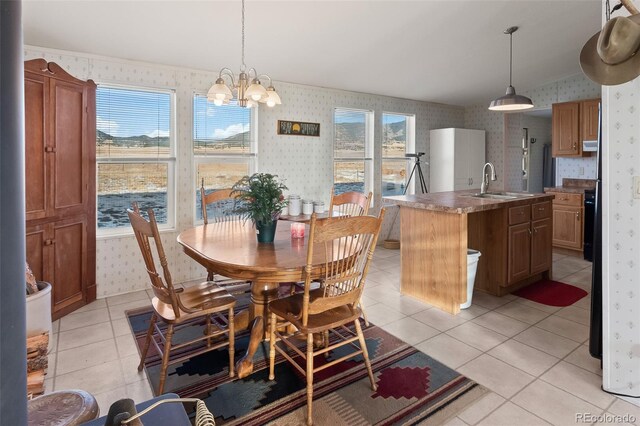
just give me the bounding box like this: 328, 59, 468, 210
480, 162, 497, 194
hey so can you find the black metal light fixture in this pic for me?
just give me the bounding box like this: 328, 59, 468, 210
489, 26, 534, 112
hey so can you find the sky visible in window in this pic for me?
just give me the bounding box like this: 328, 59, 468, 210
193, 95, 250, 141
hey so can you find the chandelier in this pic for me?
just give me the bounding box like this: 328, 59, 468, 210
207, 0, 281, 108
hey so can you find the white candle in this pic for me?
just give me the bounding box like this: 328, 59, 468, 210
291, 222, 305, 239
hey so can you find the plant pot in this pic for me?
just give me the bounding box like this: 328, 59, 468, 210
26, 281, 53, 353
256, 220, 278, 243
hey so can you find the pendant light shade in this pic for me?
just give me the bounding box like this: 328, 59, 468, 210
489, 26, 533, 112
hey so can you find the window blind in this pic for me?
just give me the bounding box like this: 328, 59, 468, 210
96, 86, 172, 159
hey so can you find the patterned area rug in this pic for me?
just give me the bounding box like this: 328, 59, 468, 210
126, 299, 487, 425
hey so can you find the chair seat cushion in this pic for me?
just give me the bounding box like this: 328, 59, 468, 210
269, 291, 361, 333
153, 281, 235, 323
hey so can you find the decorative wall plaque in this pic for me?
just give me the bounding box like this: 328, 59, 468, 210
277, 120, 320, 137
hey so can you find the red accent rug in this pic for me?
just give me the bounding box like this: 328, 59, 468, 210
513, 279, 588, 307
126, 303, 487, 425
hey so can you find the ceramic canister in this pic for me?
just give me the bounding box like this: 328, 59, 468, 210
289, 194, 301, 216
302, 199, 314, 215
313, 201, 325, 213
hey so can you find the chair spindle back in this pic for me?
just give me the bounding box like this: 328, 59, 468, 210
301, 209, 385, 326
200, 180, 240, 224
328, 188, 372, 218
127, 203, 180, 318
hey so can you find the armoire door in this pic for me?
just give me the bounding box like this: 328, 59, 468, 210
25, 72, 50, 222
51, 216, 88, 316
50, 79, 90, 218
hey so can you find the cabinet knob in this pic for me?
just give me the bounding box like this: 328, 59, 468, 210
43, 239, 55, 246
576, 211, 580, 220
44, 146, 56, 153
528, 228, 532, 236
470, 178, 473, 185
538, 207, 545, 211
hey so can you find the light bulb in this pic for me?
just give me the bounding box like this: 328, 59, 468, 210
251, 93, 262, 101
213, 98, 223, 106
267, 100, 276, 107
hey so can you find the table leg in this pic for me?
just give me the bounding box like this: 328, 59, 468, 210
234, 281, 280, 378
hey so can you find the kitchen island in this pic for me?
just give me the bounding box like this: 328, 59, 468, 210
384, 190, 555, 314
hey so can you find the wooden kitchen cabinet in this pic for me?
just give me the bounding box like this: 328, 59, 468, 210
469, 198, 554, 296
581, 98, 600, 142
552, 205, 583, 250
506, 202, 553, 285
552, 101, 580, 156
531, 218, 552, 274
508, 222, 532, 284
552, 98, 600, 157
546, 191, 584, 251
24, 59, 96, 320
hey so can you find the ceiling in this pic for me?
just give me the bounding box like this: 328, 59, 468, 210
22, 1, 601, 107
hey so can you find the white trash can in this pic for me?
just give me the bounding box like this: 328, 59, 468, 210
461, 249, 482, 309
26, 281, 53, 353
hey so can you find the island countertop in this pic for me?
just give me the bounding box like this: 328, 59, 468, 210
383, 190, 554, 214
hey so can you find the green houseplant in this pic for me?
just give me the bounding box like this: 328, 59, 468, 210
231, 173, 288, 243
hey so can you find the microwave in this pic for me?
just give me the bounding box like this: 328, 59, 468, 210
583, 140, 598, 152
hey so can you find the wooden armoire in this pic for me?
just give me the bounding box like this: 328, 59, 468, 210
24, 59, 97, 320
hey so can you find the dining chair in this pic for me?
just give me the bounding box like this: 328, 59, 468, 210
199, 181, 251, 292
328, 188, 372, 218
327, 187, 374, 325
128, 203, 236, 395
268, 210, 385, 426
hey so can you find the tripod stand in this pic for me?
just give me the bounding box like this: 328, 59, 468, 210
384, 154, 428, 245
403, 155, 428, 195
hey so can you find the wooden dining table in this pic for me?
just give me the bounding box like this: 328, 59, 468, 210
177, 219, 329, 378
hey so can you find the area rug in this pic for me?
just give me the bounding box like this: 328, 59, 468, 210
513, 279, 588, 307
126, 302, 487, 425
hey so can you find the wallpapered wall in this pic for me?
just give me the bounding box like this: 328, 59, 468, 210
24, 45, 464, 297
600, 5, 640, 397
464, 73, 601, 190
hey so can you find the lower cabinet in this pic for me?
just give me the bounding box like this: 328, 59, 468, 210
468, 198, 554, 296
551, 205, 583, 250
26, 215, 88, 319
507, 202, 553, 285
545, 191, 584, 251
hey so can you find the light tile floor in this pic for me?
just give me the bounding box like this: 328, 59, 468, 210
44, 249, 640, 425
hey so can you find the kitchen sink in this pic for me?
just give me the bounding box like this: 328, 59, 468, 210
461, 193, 518, 199
460, 191, 536, 200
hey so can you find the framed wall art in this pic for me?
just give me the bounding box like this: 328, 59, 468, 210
277, 120, 320, 137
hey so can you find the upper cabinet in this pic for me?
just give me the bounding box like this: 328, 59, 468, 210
552, 98, 600, 157
430, 128, 486, 192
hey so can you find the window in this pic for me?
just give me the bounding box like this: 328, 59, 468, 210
193, 95, 256, 222
96, 85, 175, 232
382, 113, 415, 196
333, 108, 374, 196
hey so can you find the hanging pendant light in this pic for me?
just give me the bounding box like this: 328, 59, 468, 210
489, 26, 534, 112
206, 0, 281, 108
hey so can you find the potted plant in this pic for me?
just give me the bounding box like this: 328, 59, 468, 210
231, 173, 288, 243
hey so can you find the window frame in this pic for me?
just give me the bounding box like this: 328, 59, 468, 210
332, 107, 375, 199
192, 91, 258, 224
95, 83, 177, 237
381, 112, 416, 196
